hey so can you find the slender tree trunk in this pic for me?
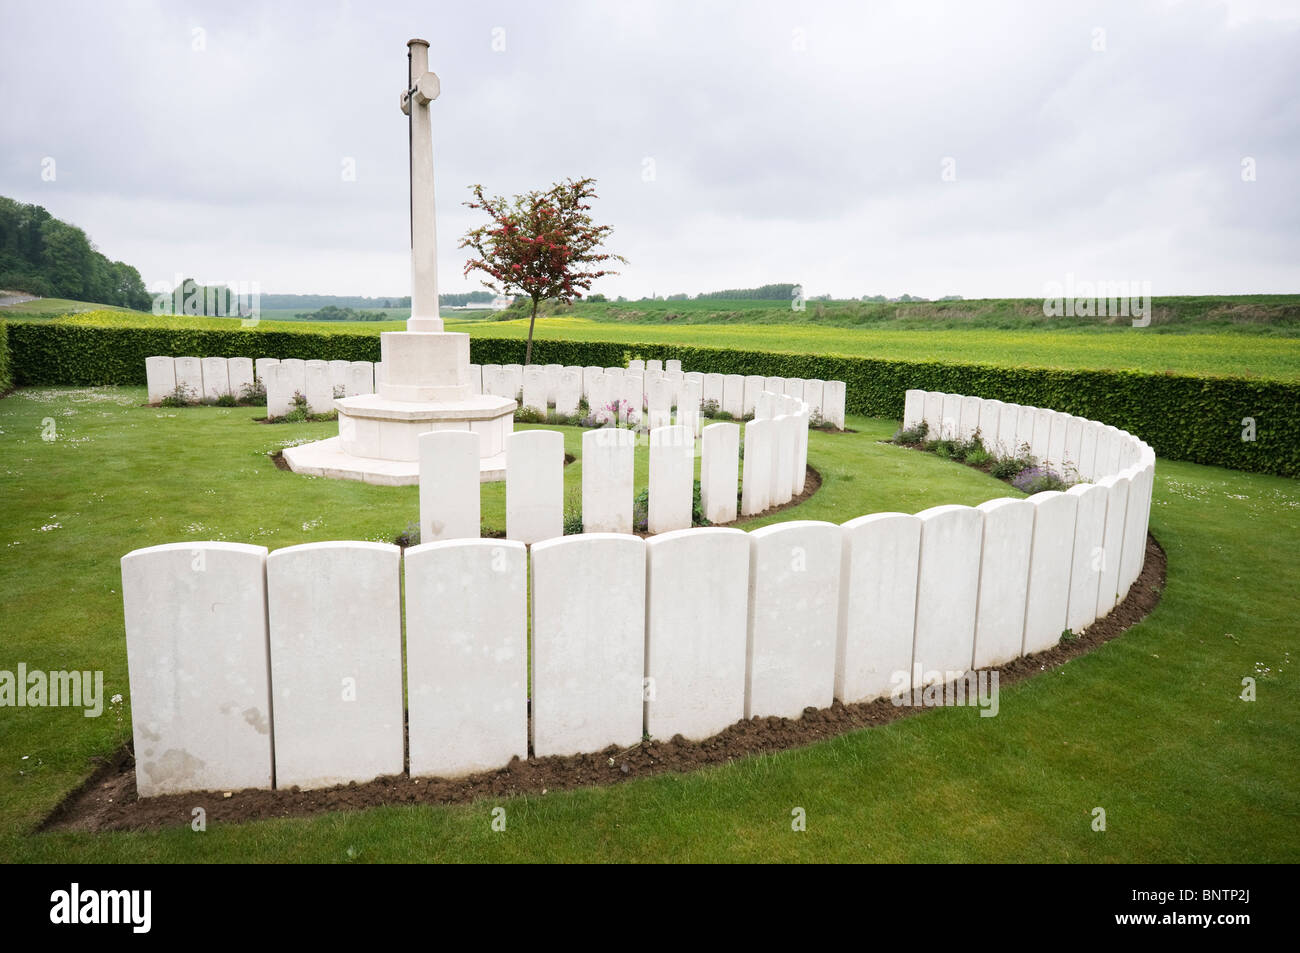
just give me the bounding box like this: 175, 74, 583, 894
525, 297, 539, 365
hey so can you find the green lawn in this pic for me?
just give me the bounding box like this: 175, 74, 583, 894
0, 387, 1296, 862
0, 296, 137, 321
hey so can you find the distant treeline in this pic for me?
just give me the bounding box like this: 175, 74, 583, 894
0, 196, 151, 309
294, 305, 387, 321
262, 291, 494, 310
695, 283, 798, 301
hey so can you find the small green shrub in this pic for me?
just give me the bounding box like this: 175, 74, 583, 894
894, 420, 929, 444
159, 383, 199, 407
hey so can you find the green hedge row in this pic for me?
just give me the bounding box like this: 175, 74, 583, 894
0, 319, 11, 393
7, 323, 1298, 476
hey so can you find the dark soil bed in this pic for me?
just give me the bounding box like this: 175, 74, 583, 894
40, 535, 1165, 833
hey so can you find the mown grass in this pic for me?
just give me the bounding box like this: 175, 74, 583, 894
0, 297, 138, 321
0, 387, 1296, 862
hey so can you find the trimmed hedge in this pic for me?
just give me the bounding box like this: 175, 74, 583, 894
0, 319, 10, 393
7, 323, 1298, 476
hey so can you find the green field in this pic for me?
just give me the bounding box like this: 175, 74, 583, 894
0, 387, 1296, 862
13, 296, 1298, 381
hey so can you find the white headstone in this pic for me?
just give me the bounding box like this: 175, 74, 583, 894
647, 376, 673, 414
682, 371, 704, 409
303, 360, 333, 415
1078, 421, 1101, 480
722, 374, 745, 418
279, 358, 306, 398
555, 366, 582, 416
581, 427, 634, 533
406, 539, 528, 777
746, 521, 842, 719
620, 371, 643, 426
971, 498, 1034, 668
121, 542, 272, 797
481, 363, 506, 398
823, 380, 846, 430
783, 378, 805, 401
145, 356, 176, 404
227, 357, 254, 400
959, 396, 982, 443
522, 366, 548, 414
627, 358, 645, 373
977, 398, 1003, 451
792, 407, 809, 495
902, 389, 925, 432
329, 359, 350, 396
346, 360, 374, 396
506, 429, 564, 543
941, 393, 961, 442
913, 505, 982, 681
254, 356, 279, 383
200, 356, 230, 401
700, 422, 740, 524
922, 391, 944, 438
702, 373, 725, 413
740, 418, 774, 515
503, 363, 524, 400
763, 376, 784, 397
743, 375, 766, 418
665, 359, 682, 374
266, 541, 403, 789
649, 425, 694, 534
645, 528, 749, 739
665, 370, 684, 408
1065, 482, 1108, 634
836, 513, 921, 703
265, 363, 294, 418
1063, 415, 1084, 476
677, 405, 701, 438
1030, 407, 1054, 464
1047, 411, 1069, 470
582, 365, 603, 398
419, 430, 481, 541
531, 534, 645, 756
997, 402, 1020, 458
646, 359, 663, 374
544, 363, 563, 404
770, 414, 796, 506
803, 379, 825, 423
1094, 473, 1131, 616
1116, 463, 1149, 600
1013, 404, 1037, 460
1022, 490, 1079, 654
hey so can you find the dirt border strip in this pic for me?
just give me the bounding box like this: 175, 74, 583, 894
40, 534, 1165, 834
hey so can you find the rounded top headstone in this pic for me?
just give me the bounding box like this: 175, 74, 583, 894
407, 38, 430, 47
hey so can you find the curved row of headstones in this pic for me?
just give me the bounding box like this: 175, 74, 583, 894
120, 391, 1154, 798
145, 355, 379, 416
144, 355, 848, 429
902, 388, 1140, 482
420, 390, 812, 543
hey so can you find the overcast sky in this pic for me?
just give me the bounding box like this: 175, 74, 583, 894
2, 0, 1297, 300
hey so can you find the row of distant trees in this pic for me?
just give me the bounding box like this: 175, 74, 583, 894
0, 197, 151, 309
261, 291, 495, 310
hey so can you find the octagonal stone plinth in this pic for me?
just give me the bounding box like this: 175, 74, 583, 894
282, 392, 516, 486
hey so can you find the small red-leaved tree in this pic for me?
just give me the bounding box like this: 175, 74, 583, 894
460, 177, 625, 365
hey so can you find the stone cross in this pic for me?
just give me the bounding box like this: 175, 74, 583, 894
400, 38, 442, 332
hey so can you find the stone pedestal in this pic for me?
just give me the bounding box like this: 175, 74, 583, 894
283, 331, 516, 485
